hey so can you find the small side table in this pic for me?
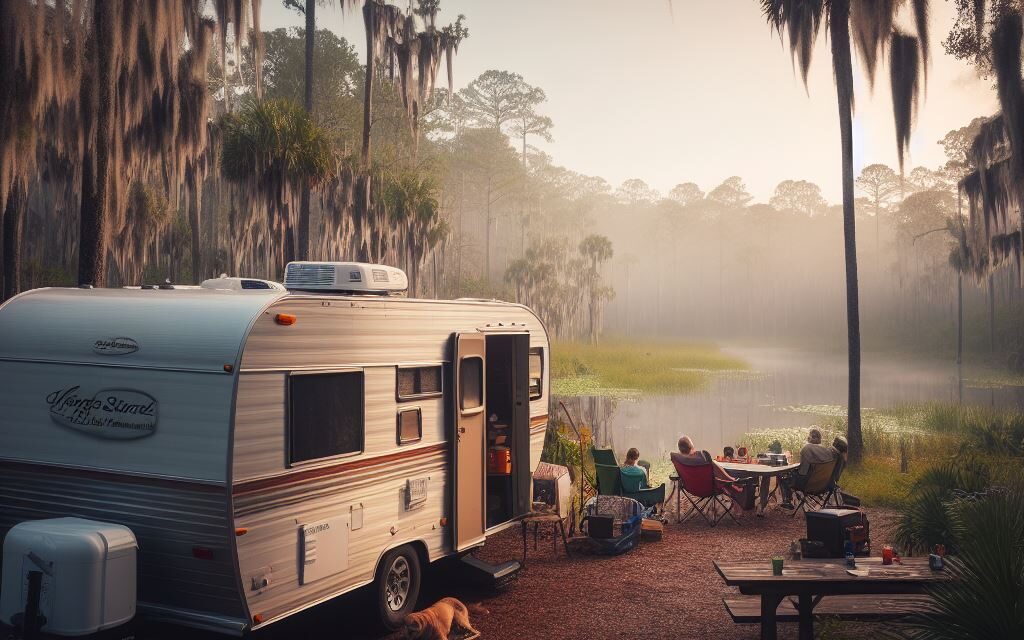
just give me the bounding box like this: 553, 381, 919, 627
520, 513, 571, 566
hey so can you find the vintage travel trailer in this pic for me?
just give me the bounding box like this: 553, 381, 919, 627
0, 262, 550, 636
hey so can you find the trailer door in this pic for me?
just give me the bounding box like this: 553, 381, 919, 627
452, 332, 486, 551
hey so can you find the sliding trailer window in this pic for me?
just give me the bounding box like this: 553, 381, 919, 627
396, 365, 443, 401
288, 370, 364, 465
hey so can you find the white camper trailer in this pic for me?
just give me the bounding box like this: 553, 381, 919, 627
0, 262, 550, 636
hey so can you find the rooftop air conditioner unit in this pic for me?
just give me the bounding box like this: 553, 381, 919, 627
283, 262, 408, 295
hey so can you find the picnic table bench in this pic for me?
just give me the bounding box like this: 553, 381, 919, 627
715, 557, 948, 640
724, 593, 935, 622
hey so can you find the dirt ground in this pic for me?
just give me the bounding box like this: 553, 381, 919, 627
459, 506, 902, 640
161, 505, 901, 640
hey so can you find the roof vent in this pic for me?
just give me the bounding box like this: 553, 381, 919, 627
200, 277, 285, 292
284, 262, 408, 295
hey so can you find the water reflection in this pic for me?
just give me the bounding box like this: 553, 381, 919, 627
559, 346, 1024, 457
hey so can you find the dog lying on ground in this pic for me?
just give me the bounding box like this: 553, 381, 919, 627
400, 597, 486, 640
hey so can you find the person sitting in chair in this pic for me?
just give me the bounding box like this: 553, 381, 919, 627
621, 447, 649, 485
779, 427, 836, 510
672, 436, 748, 513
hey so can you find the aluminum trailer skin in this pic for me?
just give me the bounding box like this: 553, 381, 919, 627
0, 284, 549, 635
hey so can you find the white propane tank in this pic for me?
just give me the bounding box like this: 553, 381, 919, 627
1, 518, 137, 636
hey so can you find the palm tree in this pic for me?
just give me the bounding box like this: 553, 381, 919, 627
220, 99, 334, 279
283, 0, 320, 261
760, 0, 930, 464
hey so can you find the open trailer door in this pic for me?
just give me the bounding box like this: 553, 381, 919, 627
452, 332, 486, 551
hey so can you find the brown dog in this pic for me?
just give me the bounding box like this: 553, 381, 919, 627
401, 597, 485, 640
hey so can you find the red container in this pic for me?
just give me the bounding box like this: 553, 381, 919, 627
882, 545, 894, 565
487, 446, 512, 474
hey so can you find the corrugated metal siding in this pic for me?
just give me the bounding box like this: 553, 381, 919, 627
240, 298, 547, 371
233, 447, 448, 625
0, 462, 245, 620
233, 368, 444, 482
231, 298, 550, 627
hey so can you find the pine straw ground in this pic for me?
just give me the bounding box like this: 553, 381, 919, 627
462, 506, 901, 640
240, 506, 901, 640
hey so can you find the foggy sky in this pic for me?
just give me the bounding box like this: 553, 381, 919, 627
262, 0, 997, 202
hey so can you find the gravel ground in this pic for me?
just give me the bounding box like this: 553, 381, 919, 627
159, 505, 901, 640
460, 505, 903, 640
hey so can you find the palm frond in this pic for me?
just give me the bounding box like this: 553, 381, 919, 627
889, 30, 920, 174
850, 0, 897, 87
760, 0, 826, 85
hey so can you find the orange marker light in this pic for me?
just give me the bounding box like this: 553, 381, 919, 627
235, 527, 248, 537
275, 313, 297, 326
223, 364, 234, 373
253, 614, 265, 624
439, 517, 448, 527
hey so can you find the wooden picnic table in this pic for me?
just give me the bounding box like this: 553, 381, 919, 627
715, 557, 948, 640
718, 461, 799, 515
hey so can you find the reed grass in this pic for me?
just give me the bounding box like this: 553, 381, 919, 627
550, 339, 748, 396
739, 403, 1024, 507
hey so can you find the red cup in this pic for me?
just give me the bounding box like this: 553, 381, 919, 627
882, 546, 894, 565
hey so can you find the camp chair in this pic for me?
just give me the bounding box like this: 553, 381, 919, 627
591, 446, 618, 466
598, 446, 651, 477
670, 457, 744, 527
618, 467, 666, 510
789, 458, 839, 517
594, 463, 666, 510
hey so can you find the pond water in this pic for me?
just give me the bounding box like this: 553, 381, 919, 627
562, 345, 1024, 458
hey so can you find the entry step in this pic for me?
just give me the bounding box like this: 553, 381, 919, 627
458, 554, 520, 590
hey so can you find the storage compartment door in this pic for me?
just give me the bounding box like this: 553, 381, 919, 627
452, 332, 486, 551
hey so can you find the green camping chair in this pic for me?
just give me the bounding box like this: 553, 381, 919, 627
591, 447, 618, 466
594, 463, 666, 510
598, 446, 651, 477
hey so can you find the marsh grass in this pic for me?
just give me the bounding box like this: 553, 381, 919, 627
551, 339, 748, 396
739, 403, 1024, 507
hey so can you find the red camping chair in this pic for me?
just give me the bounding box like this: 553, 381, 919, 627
671, 456, 745, 527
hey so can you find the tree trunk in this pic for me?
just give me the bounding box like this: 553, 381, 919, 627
988, 273, 995, 356
79, 0, 113, 288
830, 0, 863, 464
299, 1, 315, 260
485, 177, 492, 284
189, 187, 201, 283
2, 181, 25, 301
361, 1, 375, 166
957, 271, 964, 403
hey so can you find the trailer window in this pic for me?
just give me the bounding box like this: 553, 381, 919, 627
397, 407, 422, 445
397, 366, 443, 400
289, 371, 364, 464
529, 348, 544, 400
460, 357, 483, 411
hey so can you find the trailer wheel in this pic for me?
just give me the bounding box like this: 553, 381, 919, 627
376, 545, 421, 629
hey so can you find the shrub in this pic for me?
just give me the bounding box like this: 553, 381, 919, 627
900, 480, 1024, 639
893, 457, 991, 555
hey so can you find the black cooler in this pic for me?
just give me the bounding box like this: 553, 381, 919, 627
805, 508, 870, 557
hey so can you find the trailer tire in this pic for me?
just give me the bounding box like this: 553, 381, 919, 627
376, 545, 422, 629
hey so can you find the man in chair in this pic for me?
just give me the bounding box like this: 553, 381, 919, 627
779, 427, 835, 510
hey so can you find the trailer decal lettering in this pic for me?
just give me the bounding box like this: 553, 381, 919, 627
92, 337, 139, 355
46, 386, 157, 439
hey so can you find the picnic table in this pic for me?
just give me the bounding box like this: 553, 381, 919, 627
718, 461, 799, 515
715, 557, 948, 640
